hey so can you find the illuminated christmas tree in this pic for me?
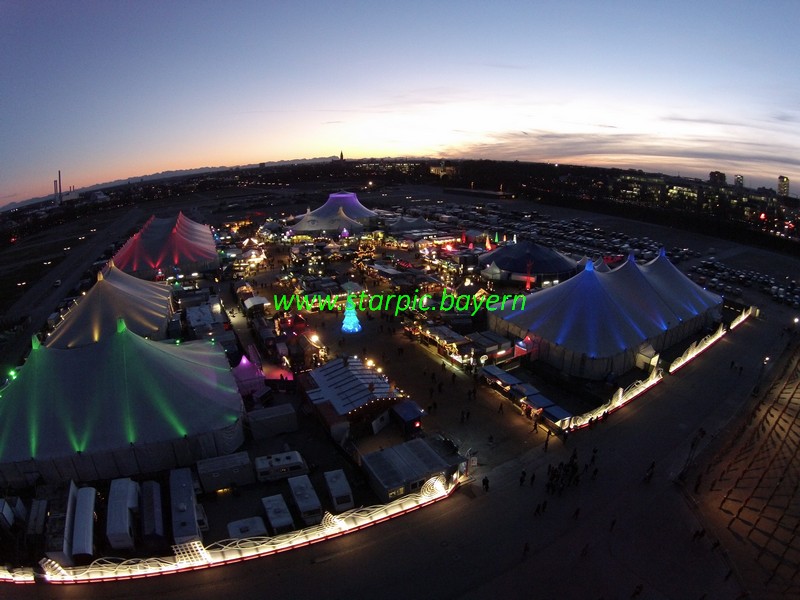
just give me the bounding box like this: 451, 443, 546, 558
341, 297, 362, 334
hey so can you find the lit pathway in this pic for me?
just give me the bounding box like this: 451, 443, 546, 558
695, 335, 800, 598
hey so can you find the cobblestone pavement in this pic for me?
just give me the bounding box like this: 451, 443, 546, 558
691, 336, 800, 599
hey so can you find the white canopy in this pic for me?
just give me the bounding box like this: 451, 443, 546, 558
46, 263, 173, 348
489, 250, 722, 379
112, 212, 219, 279
0, 322, 244, 488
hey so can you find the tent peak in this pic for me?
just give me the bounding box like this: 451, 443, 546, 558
116, 318, 127, 333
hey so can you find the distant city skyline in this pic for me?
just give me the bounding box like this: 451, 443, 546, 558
2, 1, 799, 207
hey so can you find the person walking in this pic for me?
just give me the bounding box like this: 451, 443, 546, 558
529, 472, 536, 486
520, 470, 527, 486
482, 476, 490, 492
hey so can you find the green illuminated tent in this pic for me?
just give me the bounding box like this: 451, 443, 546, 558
0, 321, 244, 489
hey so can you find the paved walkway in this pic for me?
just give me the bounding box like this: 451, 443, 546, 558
690, 334, 800, 599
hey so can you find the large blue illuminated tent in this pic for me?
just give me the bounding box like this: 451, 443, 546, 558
0, 322, 244, 489
488, 250, 722, 380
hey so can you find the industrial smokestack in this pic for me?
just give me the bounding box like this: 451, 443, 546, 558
54, 179, 58, 202
58, 170, 62, 204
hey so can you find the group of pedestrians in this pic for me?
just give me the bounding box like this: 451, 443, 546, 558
544, 447, 598, 496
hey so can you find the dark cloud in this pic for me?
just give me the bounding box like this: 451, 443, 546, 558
661, 114, 741, 127
771, 112, 798, 123
444, 129, 800, 173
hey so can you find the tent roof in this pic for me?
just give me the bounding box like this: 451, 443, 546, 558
244, 296, 270, 310
478, 239, 577, 275
639, 249, 723, 321
291, 206, 365, 234
46, 263, 173, 348
112, 212, 219, 277
232, 354, 266, 395
387, 216, 435, 232
304, 191, 377, 220
306, 357, 396, 416
0, 323, 242, 463
493, 254, 722, 359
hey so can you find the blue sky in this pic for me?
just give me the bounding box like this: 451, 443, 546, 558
2, 0, 799, 205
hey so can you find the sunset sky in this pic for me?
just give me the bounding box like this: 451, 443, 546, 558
2, 0, 799, 207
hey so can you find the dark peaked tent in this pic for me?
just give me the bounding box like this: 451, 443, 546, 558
479, 239, 578, 283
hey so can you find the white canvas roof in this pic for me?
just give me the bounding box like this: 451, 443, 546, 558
46, 263, 173, 348
291, 206, 365, 234
0, 322, 243, 465
303, 191, 377, 220
112, 212, 219, 278
492, 250, 722, 360
306, 357, 396, 416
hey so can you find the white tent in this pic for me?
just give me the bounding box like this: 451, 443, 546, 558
298, 191, 377, 221
232, 354, 267, 396
0, 322, 244, 488
386, 216, 435, 232
290, 206, 365, 235
46, 263, 173, 348
488, 250, 722, 380
112, 212, 219, 279
244, 296, 270, 311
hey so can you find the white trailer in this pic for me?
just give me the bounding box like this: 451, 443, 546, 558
0, 498, 14, 531
71, 487, 97, 565
287, 475, 322, 526
261, 494, 295, 535
323, 469, 354, 512
255, 451, 309, 482
26, 499, 47, 538
196, 451, 255, 493
106, 478, 140, 551
140, 480, 164, 545
169, 468, 201, 545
